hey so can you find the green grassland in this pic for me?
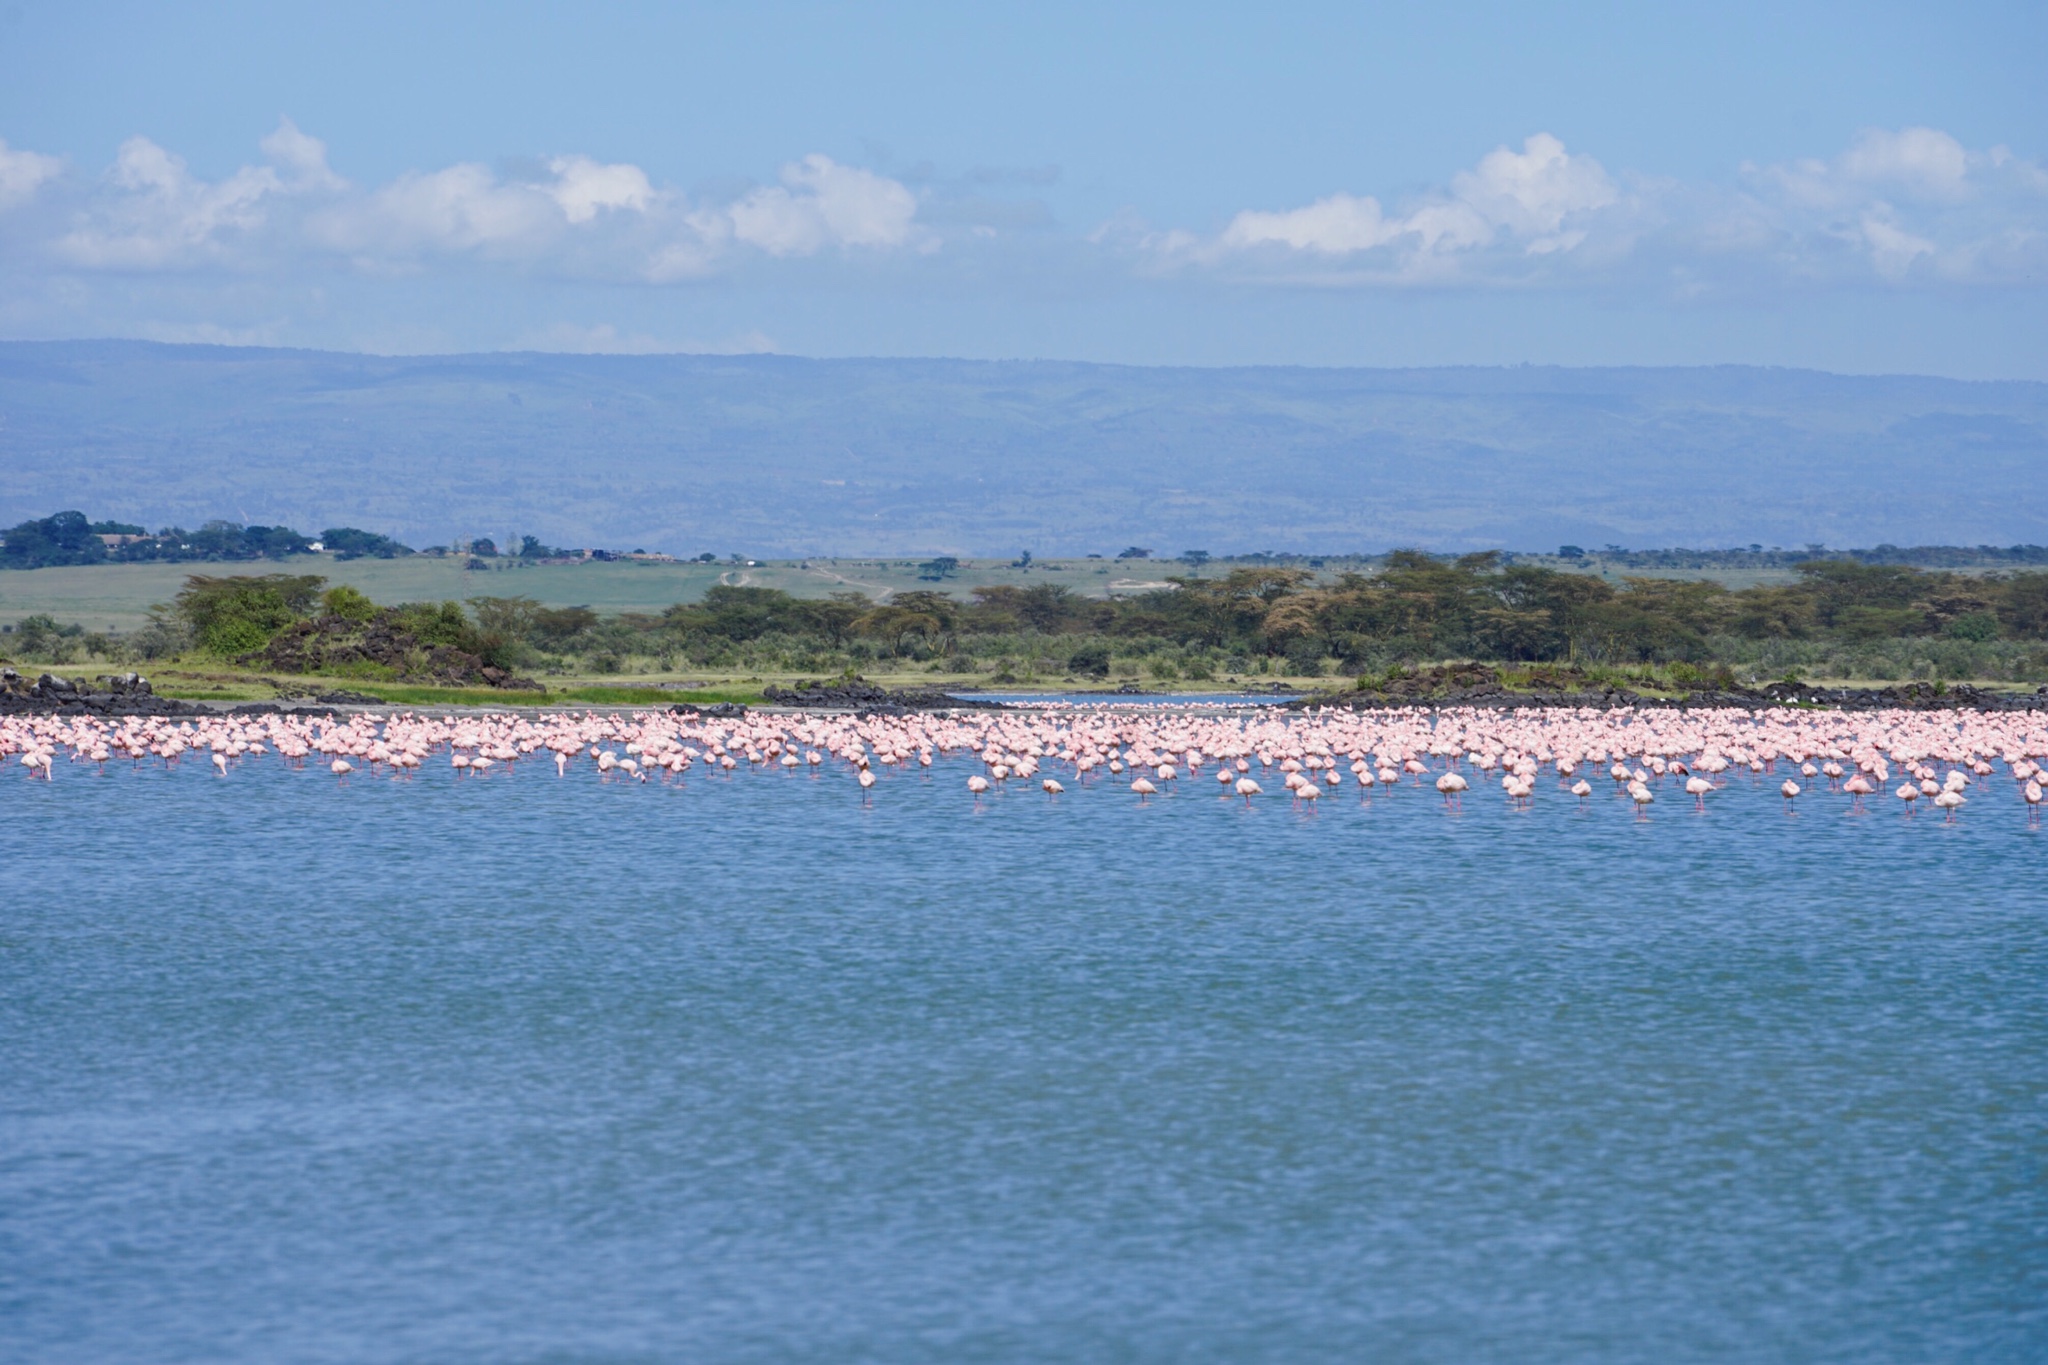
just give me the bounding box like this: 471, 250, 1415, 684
0, 552, 1812, 636
0, 554, 1226, 635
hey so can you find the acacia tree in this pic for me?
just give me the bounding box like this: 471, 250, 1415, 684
175, 574, 327, 655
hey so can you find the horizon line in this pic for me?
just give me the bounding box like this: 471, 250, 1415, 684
0, 337, 2038, 387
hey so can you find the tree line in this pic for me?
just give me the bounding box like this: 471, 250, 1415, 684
175, 557, 2048, 674
0, 510, 414, 568
8, 555, 2048, 684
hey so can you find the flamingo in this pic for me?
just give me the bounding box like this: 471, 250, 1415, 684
1130, 776, 1158, 802
1234, 777, 1262, 804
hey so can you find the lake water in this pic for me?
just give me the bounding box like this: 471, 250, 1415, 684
4, 743, 2044, 1362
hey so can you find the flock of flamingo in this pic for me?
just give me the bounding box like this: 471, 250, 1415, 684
4, 702, 2046, 826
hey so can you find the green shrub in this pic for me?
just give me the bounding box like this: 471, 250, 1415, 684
176, 574, 325, 657
9, 614, 85, 663
1067, 643, 1111, 677
322, 585, 377, 621
1946, 611, 2001, 642
1282, 637, 1326, 676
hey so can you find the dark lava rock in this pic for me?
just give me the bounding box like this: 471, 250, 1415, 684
761, 676, 1001, 712
675, 701, 750, 719
0, 669, 204, 716
478, 666, 544, 691
254, 610, 542, 689
1300, 662, 2047, 713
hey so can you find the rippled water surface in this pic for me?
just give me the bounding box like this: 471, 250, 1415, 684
4, 748, 2045, 1362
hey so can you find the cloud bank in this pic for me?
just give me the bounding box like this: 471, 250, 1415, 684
0, 120, 2040, 310
4, 120, 933, 284
1122, 127, 2047, 290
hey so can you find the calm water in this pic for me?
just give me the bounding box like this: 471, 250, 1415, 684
4, 750, 2044, 1362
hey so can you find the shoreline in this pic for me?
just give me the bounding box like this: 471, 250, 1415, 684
7, 675, 2045, 720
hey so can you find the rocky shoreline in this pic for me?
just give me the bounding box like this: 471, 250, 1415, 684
8, 665, 2043, 719
760, 677, 1004, 714
1298, 664, 2048, 713
0, 670, 349, 718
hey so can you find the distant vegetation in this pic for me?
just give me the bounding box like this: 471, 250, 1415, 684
0, 509, 722, 571
0, 509, 414, 569
1539, 543, 2048, 570
6, 554, 2047, 688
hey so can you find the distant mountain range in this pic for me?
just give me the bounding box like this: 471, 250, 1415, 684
0, 341, 2042, 557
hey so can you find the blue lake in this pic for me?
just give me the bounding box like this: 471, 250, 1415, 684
4, 749, 2044, 1361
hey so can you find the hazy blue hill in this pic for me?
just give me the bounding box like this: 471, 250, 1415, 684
0, 341, 2042, 555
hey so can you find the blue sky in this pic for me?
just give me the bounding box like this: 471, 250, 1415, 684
0, 0, 2042, 375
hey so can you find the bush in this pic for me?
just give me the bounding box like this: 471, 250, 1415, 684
9, 614, 84, 662
322, 585, 377, 621
1067, 643, 1111, 677
1947, 611, 2001, 642
130, 606, 193, 660
1283, 637, 1326, 676
176, 574, 326, 656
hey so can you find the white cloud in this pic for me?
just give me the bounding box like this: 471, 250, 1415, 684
727, 154, 922, 255
57, 136, 286, 268
259, 118, 346, 192
1180, 127, 2043, 289
1221, 192, 1400, 255
1858, 211, 1939, 279
315, 163, 563, 258
545, 155, 654, 223
1768, 127, 1978, 208
1452, 133, 1618, 240
0, 137, 63, 212
1209, 134, 1617, 278
1838, 127, 1971, 200
1735, 127, 2048, 283
54, 129, 931, 279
